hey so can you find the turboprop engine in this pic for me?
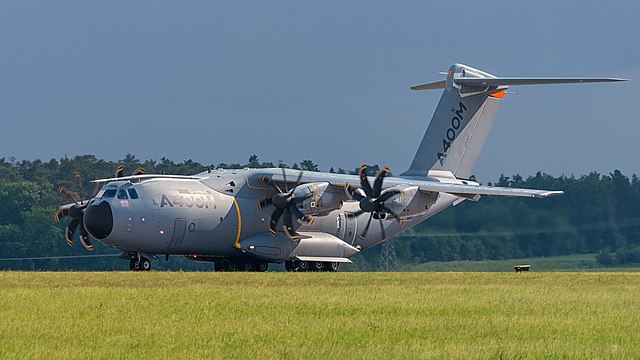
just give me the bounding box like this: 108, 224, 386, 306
291, 182, 343, 217
379, 186, 438, 219
258, 180, 343, 238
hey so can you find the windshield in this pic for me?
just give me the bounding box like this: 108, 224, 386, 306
101, 189, 117, 198
117, 190, 128, 199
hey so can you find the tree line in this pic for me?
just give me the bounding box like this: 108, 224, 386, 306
1, 154, 639, 270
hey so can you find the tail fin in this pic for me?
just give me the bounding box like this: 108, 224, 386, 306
401, 63, 626, 178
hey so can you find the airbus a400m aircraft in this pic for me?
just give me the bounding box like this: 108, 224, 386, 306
55, 64, 625, 271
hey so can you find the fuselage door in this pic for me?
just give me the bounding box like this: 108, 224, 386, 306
116, 189, 135, 233
337, 213, 357, 245
168, 218, 187, 250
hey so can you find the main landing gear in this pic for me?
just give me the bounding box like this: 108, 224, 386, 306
285, 260, 339, 272
129, 256, 151, 271
214, 259, 269, 272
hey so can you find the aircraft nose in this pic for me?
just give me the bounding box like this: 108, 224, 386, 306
84, 200, 113, 239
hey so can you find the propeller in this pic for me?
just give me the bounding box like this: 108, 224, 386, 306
132, 167, 145, 176
115, 164, 124, 178
257, 162, 313, 239
345, 165, 403, 240
54, 165, 144, 250
54, 172, 93, 250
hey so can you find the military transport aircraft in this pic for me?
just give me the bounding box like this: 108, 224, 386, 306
55, 64, 625, 271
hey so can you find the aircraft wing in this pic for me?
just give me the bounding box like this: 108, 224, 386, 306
266, 170, 562, 199
416, 182, 563, 198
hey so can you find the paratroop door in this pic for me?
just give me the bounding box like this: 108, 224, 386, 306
167, 218, 187, 250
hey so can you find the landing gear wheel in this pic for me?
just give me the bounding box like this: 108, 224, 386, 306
242, 260, 253, 272
298, 261, 309, 272
256, 261, 268, 272
228, 259, 239, 272
140, 257, 151, 271
311, 261, 324, 272
285, 261, 296, 272
214, 261, 228, 272
324, 262, 340, 272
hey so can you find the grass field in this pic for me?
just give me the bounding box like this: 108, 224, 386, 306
399, 253, 640, 272
1, 272, 640, 359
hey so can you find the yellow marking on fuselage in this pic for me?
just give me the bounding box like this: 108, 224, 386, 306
311, 183, 318, 215
232, 197, 242, 249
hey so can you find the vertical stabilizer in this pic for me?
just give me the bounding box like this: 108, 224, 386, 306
402, 64, 626, 179
402, 64, 506, 179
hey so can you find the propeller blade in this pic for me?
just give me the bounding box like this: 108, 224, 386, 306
58, 187, 80, 204
257, 197, 272, 211
379, 218, 387, 240
54, 208, 69, 223
359, 165, 373, 196
91, 177, 100, 197
260, 175, 283, 193
290, 169, 304, 193
358, 213, 374, 239
279, 161, 288, 192
115, 164, 124, 178
283, 225, 300, 239
282, 208, 299, 239
65, 218, 80, 247
74, 172, 85, 205
132, 167, 145, 176
78, 224, 94, 251
373, 167, 390, 197
269, 208, 284, 235
345, 184, 365, 201
289, 204, 311, 224
376, 188, 403, 203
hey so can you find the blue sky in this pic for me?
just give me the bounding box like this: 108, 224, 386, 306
1, 1, 638, 181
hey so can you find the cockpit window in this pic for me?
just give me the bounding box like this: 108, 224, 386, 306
101, 189, 117, 198
117, 190, 128, 199
127, 188, 139, 199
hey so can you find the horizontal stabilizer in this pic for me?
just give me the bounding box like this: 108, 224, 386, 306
455, 77, 628, 87
410, 80, 446, 91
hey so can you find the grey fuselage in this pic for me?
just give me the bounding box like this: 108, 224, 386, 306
89, 168, 455, 261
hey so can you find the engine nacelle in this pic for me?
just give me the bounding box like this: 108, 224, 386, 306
291, 182, 343, 217
381, 186, 438, 219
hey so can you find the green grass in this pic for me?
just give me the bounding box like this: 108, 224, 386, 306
399, 253, 640, 272
1, 272, 640, 359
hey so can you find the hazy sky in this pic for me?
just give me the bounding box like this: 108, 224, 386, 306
1, 1, 638, 181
